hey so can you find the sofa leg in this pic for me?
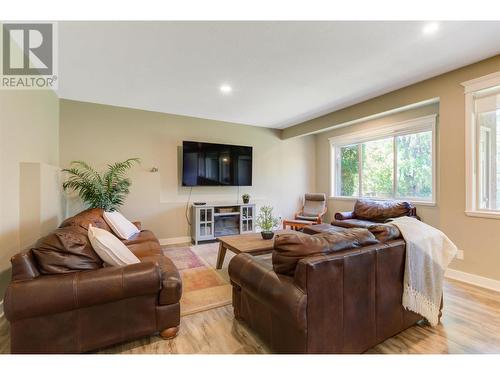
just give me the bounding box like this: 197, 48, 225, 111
160, 325, 180, 339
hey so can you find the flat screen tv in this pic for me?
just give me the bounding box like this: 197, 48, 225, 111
182, 141, 253, 186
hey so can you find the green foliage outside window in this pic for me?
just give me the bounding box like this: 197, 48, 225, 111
362, 138, 393, 197
396, 132, 432, 199
340, 145, 358, 196
338, 131, 432, 200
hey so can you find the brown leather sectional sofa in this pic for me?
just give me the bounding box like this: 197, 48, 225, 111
229, 199, 430, 354
229, 231, 425, 353
3, 208, 182, 354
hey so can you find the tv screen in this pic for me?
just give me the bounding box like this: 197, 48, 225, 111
182, 141, 253, 186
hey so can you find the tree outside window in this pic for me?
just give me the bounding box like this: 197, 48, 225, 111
333, 119, 435, 202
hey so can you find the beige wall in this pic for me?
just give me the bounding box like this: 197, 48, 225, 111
59, 99, 316, 240
19, 163, 64, 252
289, 54, 500, 282
0, 90, 60, 282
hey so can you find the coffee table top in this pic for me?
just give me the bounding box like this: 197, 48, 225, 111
217, 230, 296, 254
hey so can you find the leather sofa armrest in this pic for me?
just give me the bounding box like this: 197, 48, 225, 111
133, 221, 142, 230
334, 211, 355, 220
10, 251, 40, 281
4, 262, 161, 322
140, 255, 182, 305
228, 254, 306, 328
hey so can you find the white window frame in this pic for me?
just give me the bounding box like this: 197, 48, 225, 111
329, 114, 437, 205
462, 71, 500, 219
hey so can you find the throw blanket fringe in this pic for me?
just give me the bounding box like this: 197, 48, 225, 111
403, 284, 441, 326
390, 216, 457, 327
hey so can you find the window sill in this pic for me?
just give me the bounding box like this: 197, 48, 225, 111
465, 210, 500, 220
329, 196, 437, 207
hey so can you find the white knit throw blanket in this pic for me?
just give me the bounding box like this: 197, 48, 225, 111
389, 216, 457, 326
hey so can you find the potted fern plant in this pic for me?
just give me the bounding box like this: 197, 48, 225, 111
62, 158, 140, 211
256, 205, 279, 240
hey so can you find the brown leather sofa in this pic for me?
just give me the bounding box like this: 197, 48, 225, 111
229, 230, 428, 353
3, 208, 182, 354
332, 199, 418, 229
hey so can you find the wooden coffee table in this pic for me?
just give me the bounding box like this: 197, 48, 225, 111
216, 230, 295, 269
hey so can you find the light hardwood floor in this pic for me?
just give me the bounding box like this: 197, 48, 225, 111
1, 278, 499, 354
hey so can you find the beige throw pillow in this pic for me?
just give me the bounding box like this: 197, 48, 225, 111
103, 211, 140, 240
88, 224, 140, 267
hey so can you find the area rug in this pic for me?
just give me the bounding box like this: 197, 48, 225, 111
162, 243, 233, 316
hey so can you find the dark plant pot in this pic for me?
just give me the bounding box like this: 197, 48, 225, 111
243, 198, 249, 204
261, 231, 274, 240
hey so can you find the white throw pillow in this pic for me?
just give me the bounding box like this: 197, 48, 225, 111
88, 224, 141, 267
103, 211, 140, 240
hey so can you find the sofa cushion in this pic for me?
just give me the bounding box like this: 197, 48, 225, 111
273, 229, 378, 276
367, 223, 401, 242
59, 208, 112, 232
354, 199, 413, 222
123, 230, 162, 257
302, 223, 348, 235
331, 218, 376, 229
31, 226, 103, 274
122, 229, 160, 246
126, 242, 162, 257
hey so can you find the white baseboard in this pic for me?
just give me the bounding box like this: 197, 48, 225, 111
445, 268, 500, 292
159, 236, 192, 246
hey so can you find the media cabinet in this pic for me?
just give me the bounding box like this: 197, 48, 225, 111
191, 202, 256, 245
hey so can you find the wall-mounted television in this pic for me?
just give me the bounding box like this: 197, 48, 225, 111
182, 141, 253, 186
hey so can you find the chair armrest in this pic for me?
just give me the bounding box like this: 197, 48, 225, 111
317, 207, 328, 223
334, 211, 355, 220
4, 262, 161, 322
133, 221, 142, 230
228, 254, 306, 328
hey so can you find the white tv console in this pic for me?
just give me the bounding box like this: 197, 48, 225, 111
191, 202, 256, 245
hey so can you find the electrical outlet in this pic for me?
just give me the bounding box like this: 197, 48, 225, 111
456, 250, 464, 260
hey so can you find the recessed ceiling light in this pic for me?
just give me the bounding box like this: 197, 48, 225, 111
422, 22, 440, 36
219, 84, 232, 94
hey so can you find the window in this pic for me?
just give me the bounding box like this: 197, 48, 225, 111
330, 115, 436, 203
463, 72, 500, 218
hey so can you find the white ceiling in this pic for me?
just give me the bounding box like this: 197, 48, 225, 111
58, 21, 500, 129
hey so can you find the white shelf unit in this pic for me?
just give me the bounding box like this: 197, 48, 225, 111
191, 203, 256, 245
